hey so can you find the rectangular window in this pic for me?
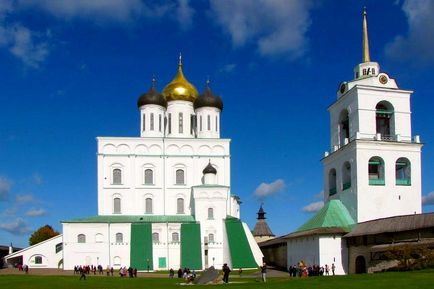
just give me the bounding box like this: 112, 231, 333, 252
150, 113, 154, 130
200, 116, 202, 131
168, 113, 172, 134
142, 114, 146, 131
159, 114, 162, 132
207, 115, 210, 130
190, 114, 194, 134
216, 115, 218, 131
179, 112, 183, 134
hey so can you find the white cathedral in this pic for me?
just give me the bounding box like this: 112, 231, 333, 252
5, 57, 263, 271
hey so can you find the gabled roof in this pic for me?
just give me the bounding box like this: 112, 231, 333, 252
297, 199, 355, 232
344, 212, 434, 238
62, 215, 196, 223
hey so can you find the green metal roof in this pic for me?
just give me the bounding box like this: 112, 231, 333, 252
297, 200, 355, 232
62, 215, 196, 224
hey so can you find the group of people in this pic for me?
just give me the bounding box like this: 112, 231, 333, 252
16, 264, 29, 273
118, 266, 138, 278
74, 264, 106, 276
168, 267, 197, 282
288, 263, 336, 277
75, 264, 140, 280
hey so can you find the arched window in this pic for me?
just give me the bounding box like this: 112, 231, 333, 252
35, 256, 42, 264
145, 169, 153, 185
113, 169, 122, 185
179, 112, 183, 133
145, 198, 153, 214
152, 232, 159, 243
150, 113, 154, 130
142, 113, 146, 131
339, 109, 349, 146
177, 198, 184, 214
95, 233, 104, 243
77, 234, 86, 243
159, 114, 162, 132
176, 169, 185, 185
207, 115, 211, 130
342, 162, 351, 190
168, 113, 172, 134
208, 208, 214, 219
116, 233, 123, 243
369, 157, 385, 185
113, 256, 121, 266
208, 233, 215, 243
396, 158, 411, 185
113, 197, 121, 214
200, 115, 203, 131
172, 232, 179, 242
376, 102, 394, 139
329, 169, 337, 196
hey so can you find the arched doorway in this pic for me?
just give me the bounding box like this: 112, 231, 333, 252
355, 256, 366, 274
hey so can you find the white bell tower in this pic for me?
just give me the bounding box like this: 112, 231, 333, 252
322, 8, 422, 223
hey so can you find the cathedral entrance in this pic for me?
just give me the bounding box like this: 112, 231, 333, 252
355, 256, 366, 274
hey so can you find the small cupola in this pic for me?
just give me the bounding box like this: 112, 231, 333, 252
194, 80, 223, 111
137, 78, 167, 108
203, 160, 217, 185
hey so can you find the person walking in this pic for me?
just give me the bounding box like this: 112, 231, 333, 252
260, 262, 267, 282
331, 263, 336, 276
222, 263, 231, 283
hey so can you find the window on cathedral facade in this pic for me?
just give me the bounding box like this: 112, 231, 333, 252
152, 232, 159, 243
150, 113, 154, 130
179, 112, 183, 133
376, 102, 394, 140
142, 114, 146, 131
116, 233, 123, 243
216, 115, 218, 132
113, 197, 121, 214
207, 115, 210, 130
200, 116, 202, 131
112, 169, 122, 185
145, 198, 153, 214
168, 113, 172, 134
396, 158, 411, 186
145, 169, 153, 185
208, 233, 215, 243
369, 157, 385, 185
208, 208, 214, 219
77, 234, 86, 243
159, 114, 162, 132
339, 109, 350, 146
190, 114, 194, 134
328, 169, 337, 196
342, 161, 351, 190
177, 198, 184, 214
172, 232, 179, 242
176, 169, 185, 185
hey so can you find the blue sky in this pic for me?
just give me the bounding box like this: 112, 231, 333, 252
1, 0, 434, 248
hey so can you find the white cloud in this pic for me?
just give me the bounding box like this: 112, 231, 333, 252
32, 173, 43, 185
0, 176, 12, 201
422, 191, 434, 206
209, 0, 313, 59
176, 0, 194, 30
254, 179, 286, 198
26, 208, 47, 217
220, 63, 237, 73
0, 218, 32, 235
302, 201, 324, 213
16, 194, 34, 204
385, 0, 434, 64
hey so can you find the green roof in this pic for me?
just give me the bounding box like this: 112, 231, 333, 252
297, 200, 355, 232
62, 215, 196, 224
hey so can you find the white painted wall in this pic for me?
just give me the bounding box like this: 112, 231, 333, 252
287, 236, 320, 268
319, 236, 347, 275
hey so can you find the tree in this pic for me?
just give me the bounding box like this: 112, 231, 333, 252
29, 225, 59, 246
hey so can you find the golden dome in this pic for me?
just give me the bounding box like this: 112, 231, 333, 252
162, 56, 199, 102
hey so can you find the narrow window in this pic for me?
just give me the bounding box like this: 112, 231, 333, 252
168, 113, 172, 134
342, 162, 351, 190
177, 198, 184, 214
369, 157, 385, 185
150, 113, 154, 130
376, 102, 394, 139
176, 169, 185, 185
142, 114, 146, 131
190, 115, 194, 134
113, 197, 121, 214
339, 110, 349, 146
116, 233, 123, 243
208, 208, 214, 219
113, 169, 122, 185
207, 115, 211, 130
216, 115, 218, 132
145, 198, 153, 214
329, 169, 337, 196
35, 256, 42, 264
208, 233, 215, 243
159, 114, 162, 132
152, 232, 159, 243
145, 169, 153, 185
172, 232, 179, 242
396, 158, 411, 185
200, 116, 202, 131
77, 234, 86, 243
179, 112, 183, 134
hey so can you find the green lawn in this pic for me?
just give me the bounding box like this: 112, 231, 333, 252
0, 270, 433, 289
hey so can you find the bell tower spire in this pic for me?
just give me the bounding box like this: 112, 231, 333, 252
362, 7, 370, 63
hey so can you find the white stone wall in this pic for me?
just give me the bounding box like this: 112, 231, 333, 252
140, 104, 166, 138
319, 236, 347, 275
196, 107, 221, 138
287, 236, 320, 267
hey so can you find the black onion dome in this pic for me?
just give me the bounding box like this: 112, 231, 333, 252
203, 161, 217, 175
194, 82, 223, 111
137, 80, 167, 108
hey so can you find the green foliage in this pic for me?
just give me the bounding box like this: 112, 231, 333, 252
28, 225, 59, 246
